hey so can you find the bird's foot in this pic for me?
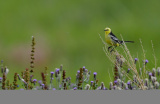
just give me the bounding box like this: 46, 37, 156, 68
108, 46, 112, 51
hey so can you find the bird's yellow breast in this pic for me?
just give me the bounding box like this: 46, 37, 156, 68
105, 35, 112, 45
105, 34, 113, 45
105, 34, 119, 46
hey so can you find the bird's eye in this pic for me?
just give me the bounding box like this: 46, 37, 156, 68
106, 29, 109, 31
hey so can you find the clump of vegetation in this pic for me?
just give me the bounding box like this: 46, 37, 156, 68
99, 34, 160, 90
0, 36, 159, 90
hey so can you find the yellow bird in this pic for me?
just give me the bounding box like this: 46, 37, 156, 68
104, 27, 134, 52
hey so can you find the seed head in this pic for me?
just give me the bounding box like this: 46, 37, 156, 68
100, 82, 105, 90
144, 86, 148, 90
152, 68, 156, 77
124, 83, 128, 90
60, 64, 63, 71
157, 67, 160, 76
151, 76, 157, 82
154, 81, 159, 89
117, 87, 121, 90
85, 84, 90, 90
133, 75, 138, 84
109, 82, 113, 90
85, 69, 88, 73
117, 79, 121, 86
1, 60, 3, 64
17, 74, 21, 80
144, 78, 149, 87
5, 67, 9, 75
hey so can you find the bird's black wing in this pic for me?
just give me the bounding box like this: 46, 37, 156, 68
110, 32, 117, 38
110, 32, 121, 44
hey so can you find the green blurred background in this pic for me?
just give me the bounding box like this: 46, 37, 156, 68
0, 0, 160, 88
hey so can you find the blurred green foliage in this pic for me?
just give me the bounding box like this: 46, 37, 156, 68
0, 0, 160, 87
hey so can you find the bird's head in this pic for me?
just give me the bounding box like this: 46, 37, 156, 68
104, 27, 111, 34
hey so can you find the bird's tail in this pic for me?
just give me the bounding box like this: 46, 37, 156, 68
120, 41, 134, 44
124, 41, 134, 43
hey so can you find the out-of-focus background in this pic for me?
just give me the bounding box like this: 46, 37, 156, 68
0, 0, 160, 87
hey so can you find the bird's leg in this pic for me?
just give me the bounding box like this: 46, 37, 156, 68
108, 46, 112, 51
110, 46, 117, 53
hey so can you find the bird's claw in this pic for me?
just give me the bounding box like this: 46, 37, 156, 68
108, 46, 116, 53
108, 46, 112, 51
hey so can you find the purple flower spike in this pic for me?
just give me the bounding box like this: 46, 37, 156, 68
41, 84, 44, 87
125, 87, 128, 90
145, 59, 149, 64
127, 68, 130, 73
114, 80, 118, 84
56, 68, 59, 71
149, 72, 152, 76
85, 69, 88, 72
149, 72, 152, 80
38, 80, 42, 85
1, 60, 3, 64
41, 84, 45, 89
91, 81, 94, 86
83, 66, 85, 69
20, 89, 24, 90
134, 58, 138, 64
51, 72, 54, 74
93, 72, 97, 75
93, 72, 97, 80
55, 68, 60, 75
30, 75, 33, 78
55, 69, 60, 77
52, 88, 56, 90
33, 79, 37, 82
73, 87, 77, 90
127, 82, 131, 85
51, 72, 54, 78
0, 77, 2, 80
113, 86, 116, 90
135, 58, 138, 61
77, 70, 80, 74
